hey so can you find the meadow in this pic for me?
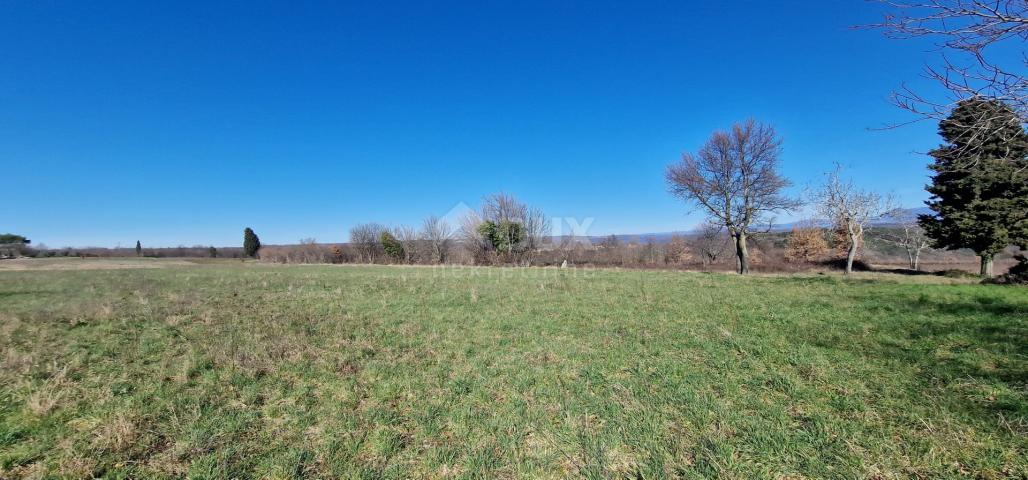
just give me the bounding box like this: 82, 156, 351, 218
0, 259, 1025, 479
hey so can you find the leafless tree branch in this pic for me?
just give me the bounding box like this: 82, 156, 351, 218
864, 0, 1027, 139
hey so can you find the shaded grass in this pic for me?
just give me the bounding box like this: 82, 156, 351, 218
0, 262, 1025, 478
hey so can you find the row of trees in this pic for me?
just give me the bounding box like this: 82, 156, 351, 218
666, 100, 1027, 276
348, 215, 456, 265
0, 234, 31, 258
784, 212, 931, 271
243, 100, 1025, 276
341, 193, 551, 266
746, 0, 1028, 277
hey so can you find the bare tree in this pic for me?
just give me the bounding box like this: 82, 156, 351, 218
470, 193, 551, 265
811, 166, 895, 274
693, 221, 728, 267
481, 193, 525, 262
866, 1, 1027, 143
599, 234, 620, 249
557, 235, 579, 265
639, 237, 662, 265
665, 234, 692, 265
391, 225, 418, 264
458, 211, 491, 264
297, 237, 325, 263
420, 216, 453, 264
884, 209, 932, 270
522, 205, 553, 265
598, 234, 624, 266
349, 223, 384, 263
666, 120, 799, 274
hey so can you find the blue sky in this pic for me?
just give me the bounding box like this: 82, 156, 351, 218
4, 1, 954, 247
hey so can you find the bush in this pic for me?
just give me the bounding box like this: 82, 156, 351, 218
381, 231, 404, 262
983, 254, 1028, 285
820, 258, 873, 272
938, 269, 981, 279
784, 226, 829, 262
258, 243, 332, 264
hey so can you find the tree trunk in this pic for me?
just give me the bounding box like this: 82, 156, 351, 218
913, 250, 921, 271
845, 232, 859, 274
980, 254, 994, 277
735, 231, 749, 275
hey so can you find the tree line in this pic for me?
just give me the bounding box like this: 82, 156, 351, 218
10, 97, 1024, 277
665, 97, 1027, 277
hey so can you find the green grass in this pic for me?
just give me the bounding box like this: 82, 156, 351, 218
0, 261, 1025, 479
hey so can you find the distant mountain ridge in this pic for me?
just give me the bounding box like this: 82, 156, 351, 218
563, 207, 933, 245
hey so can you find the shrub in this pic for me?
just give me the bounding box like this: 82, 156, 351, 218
477, 220, 525, 260
785, 226, 829, 262
983, 254, 1028, 285
664, 235, 693, 264
820, 258, 873, 272
330, 245, 345, 263
381, 231, 405, 262
939, 269, 981, 279
258, 243, 331, 264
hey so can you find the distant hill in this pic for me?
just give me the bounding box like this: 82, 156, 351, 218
569, 207, 934, 245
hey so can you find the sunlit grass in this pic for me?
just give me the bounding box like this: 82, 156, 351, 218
0, 262, 1025, 478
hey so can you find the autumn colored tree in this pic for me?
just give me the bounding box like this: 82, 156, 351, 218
664, 235, 693, 265
784, 225, 829, 263
330, 245, 344, 263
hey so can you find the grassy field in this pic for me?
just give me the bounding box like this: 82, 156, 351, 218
0, 259, 1025, 479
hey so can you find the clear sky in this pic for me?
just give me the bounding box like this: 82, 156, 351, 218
4, 1, 955, 248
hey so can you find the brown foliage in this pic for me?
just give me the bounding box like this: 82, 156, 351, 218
664, 235, 693, 264
829, 224, 863, 259
785, 226, 829, 262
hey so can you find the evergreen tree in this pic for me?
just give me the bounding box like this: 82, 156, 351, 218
135, 240, 142, 257
920, 98, 1028, 276
0, 234, 29, 245
477, 220, 524, 255
209, 246, 218, 258
243, 228, 261, 258
380, 231, 404, 262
